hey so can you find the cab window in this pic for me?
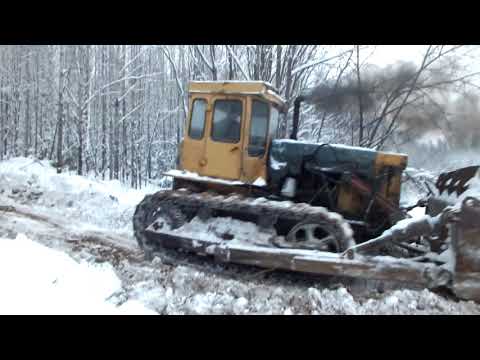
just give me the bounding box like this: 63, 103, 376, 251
188, 98, 207, 140
249, 100, 269, 157
270, 106, 280, 138
211, 100, 242, 143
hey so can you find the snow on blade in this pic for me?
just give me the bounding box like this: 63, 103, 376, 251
160, 216, 275, 247
0, 234, 157, 315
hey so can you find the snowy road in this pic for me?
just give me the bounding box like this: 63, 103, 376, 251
1, 157, 480, 315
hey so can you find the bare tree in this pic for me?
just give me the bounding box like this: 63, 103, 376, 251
0, 45, 477, 188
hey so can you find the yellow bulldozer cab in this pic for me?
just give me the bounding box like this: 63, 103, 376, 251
178, 81, 287, 184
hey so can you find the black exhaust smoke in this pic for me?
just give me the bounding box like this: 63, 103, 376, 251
289, 61, 418, 141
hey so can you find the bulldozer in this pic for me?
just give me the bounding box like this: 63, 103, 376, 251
133, 81, 480, 302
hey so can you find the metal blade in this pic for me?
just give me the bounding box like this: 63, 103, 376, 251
436, 166, 480, 196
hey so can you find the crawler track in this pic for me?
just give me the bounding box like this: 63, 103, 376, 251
133, 189, 356, 254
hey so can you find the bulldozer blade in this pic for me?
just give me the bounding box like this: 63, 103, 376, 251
451, 196, 480, 302
145, 228, 451, 289
436, 166, 480, 197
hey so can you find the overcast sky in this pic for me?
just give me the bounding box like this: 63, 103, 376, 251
365, 45, 427, 66
328, 45, 480, 85
330, 45, 479, 63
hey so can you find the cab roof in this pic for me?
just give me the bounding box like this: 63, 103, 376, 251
188, 81, 287, 111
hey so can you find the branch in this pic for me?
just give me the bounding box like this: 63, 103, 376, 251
119, 46, 153, 74
82, 72, 164, 111
160, 46, 188, 118
225, 45, 250, 80
384, 46, 433, 136
367, 47, 433, 146
117, 101, 145, 124
117, 81, 138, 103
194, 45, 215, 73
412, 71, 480, 91
291, 48, 354, 76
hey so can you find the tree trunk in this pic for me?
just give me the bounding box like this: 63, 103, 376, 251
4, 95, 9, 157
0, 77, 4, 160
13, 89, 19, 156
34, 50, 40, 157
56, 48, 65, 173
101, 89, 107, 180
121, 45, 127, 182
228, 45, 234, 80
356, 46, 365, 146
275, 45, 282, 90
113, 97, 120, 180
24, 67, 31, 157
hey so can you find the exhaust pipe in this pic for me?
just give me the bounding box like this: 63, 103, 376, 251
291, 95, 305, 140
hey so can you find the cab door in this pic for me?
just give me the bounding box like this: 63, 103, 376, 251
200, 95, 245, 180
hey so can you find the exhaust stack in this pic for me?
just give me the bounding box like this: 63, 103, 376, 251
290, 95, 305, 140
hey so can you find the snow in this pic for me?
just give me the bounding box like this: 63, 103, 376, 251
402, 164, 480, 209
0, 157, 162, 235
165, 169, 267, 187
164, 169, 245, 186
275, 139, 408, 157
388, 215, 434, 234
332, 144, 408, 156
401, 167, 438, 206
417, 130, 447, 147
159, 216, 275, 247
0, 234, 156, 315
269, 156, 287, 171
154, 205, 354, 255
191, 80, 276, 87
266, 89, 287, 104
253, 177, 267, 187
408, 206, 426, 218
1, 156, 480, 314
189, 81, 285, 103
276, 139, 376, 152
121, 262, 480, 314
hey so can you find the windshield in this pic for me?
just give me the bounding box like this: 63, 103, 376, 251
211, 100, 242, 143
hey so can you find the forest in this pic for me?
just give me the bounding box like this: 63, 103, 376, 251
1, 45, 478, 188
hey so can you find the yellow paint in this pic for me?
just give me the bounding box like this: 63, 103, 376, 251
180, 95, 208, 174
337, 152, 407, 217
180, 81, 408, 220
188, 81, 286, 111
337, 184, 363, 215
202, 94, 244, 180
374, 152, 408, 206
181, 82, 286, 184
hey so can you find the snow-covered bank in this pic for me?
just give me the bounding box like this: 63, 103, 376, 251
0, 234, 156, 315
0, 157, 163, 235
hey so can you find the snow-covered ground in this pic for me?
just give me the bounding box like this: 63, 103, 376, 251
1, 157, 480, 315
0, 234, 156, 315
0, 157, 160, 236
